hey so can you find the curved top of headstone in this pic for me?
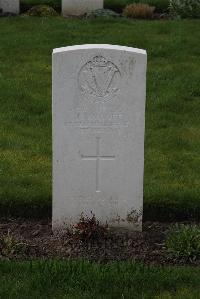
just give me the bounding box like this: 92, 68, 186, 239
0, 0, 20, 14
53, 44, 147, 55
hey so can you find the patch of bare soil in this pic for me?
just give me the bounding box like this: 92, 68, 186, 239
0, 218, 199, 266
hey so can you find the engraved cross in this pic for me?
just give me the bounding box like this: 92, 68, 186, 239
81, 137, 115, 193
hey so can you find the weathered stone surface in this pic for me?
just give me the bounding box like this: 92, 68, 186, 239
62, 0, 103, 16
0, 0, 19, 14
52, 44, 147, 232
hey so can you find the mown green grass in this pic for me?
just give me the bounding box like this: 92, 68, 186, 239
1, 260, 200, 298
0, 17, 200, 219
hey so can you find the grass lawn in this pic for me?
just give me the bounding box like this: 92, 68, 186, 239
0, 17, 200, 220
0, 260, 200, 298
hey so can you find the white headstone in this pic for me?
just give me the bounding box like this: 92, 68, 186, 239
62, 0, 103, 16
53, 44, 147, 232
0, 0, 20, 14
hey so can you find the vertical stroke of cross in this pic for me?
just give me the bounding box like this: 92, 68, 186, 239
81, 137, 115, 193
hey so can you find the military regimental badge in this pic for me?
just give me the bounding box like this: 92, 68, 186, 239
78, 56, 121, 101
